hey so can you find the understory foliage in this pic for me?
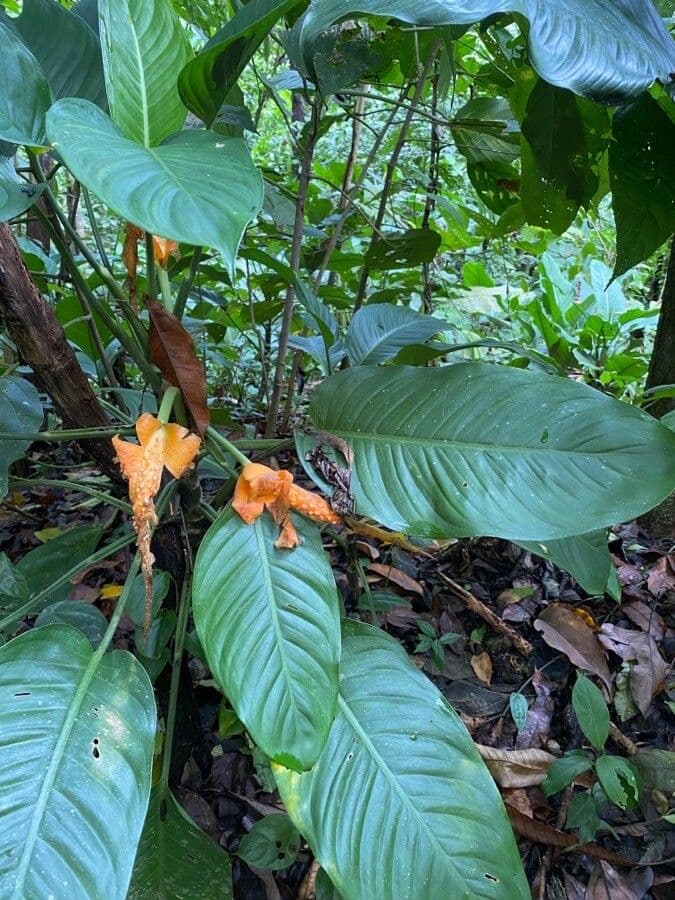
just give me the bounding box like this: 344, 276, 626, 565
0, 1, 674, 898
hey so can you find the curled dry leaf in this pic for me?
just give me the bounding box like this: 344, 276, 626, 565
621, 600, 665, 641
598, 624, 668, 717
646, 554, 675, 600
476, 744, 556, 788
121, 222, 144, 311
470, 651, 493, 685
534, 603, 612, 691
367, 562, 424, 596
147, 300, 210, 436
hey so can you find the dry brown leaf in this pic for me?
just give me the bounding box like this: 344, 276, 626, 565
621, 600, 665, 641
500, 788, 534, 818
470, 651, 493, 685
646, 554, 675, 599
147, 300, 210, 436
121, 222, 144, 311
586, 861, 640, 900
476, 745, 555, 787
534, 603, 611, 691
516, 669, 554, 750
597, 624, 668, 717
367, 562, 424, 596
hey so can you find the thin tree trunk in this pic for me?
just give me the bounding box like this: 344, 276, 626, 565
646, 236, 675, 418
0, 223, 119, 480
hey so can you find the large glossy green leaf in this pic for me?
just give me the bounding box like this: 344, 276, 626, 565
99, 0, 192, 146
0, 625, 156, 898
0, 374, 43, 498
0, 19, 51, 145
0, 154, 46, 222
298, 0, 675, 101
0, 0, 106, 107
46, 99, 264, 275
517, 531, 619, 599
346, 305, 446, 365
308, 363, 675, 541
274, 619, 528, 900
179, 0, 302, 126
609, 93, 675, 277
128, 789, 233, 899
192, 506, 341, 771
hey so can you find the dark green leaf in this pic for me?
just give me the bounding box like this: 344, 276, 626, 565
509, 692, 528, 731
192, 506, 341, 771
542, 750, 594, 797
0, 155, 47, 222
309, 363, 675, 541
0, 625, 155, 898
47, 99, 264, 276
609, 93, 675, 276
345, 306, 445, 365
127, 571, 171, 627
129, 789, 233, 899
0, 19, 51, 145
274, 619, 528, 899
517, 531, 618, 599
237, 814, 301, 870
0, 374, 43, 497
572, 673, 610, 751
316, 868, 342, 900
595, 754, 639, 809
0, 554, 29, 607
34, 600, 108, 647
365, 229, 442, 270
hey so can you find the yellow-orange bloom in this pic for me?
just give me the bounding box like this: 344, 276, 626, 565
232, 463, 341, 549
112, 413, 200, 635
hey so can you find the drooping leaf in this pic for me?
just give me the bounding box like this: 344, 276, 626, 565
520, 80, 597, 233
297, 0, 675, 101
345, 306, 446, 365
237, 814, 301, 870
517, 530, 618, 599
148, 301, 210, 436
46, 99, 264, 276
0, 19, 51, 145
274, 619, 528, 899
1, 0, 106, 107
192, 506, 341, 771
308, 363, 675, 541
0, 374, 43, 498
73, 0, 100, 35
0, 154, 46, 222
364, 228, 442, 270
179, 0, 303, 126
572, 672, 610, 751
0, 625, 156, 898
609, 93, 675, 277
34, 600, 109, 648
99, 0, 192, 146
128, 789, 233, 899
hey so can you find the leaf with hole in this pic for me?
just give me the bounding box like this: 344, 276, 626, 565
274, 619, 528, 899
46, 99, 264, 276
192, 506, 341, 771
0, 625, 155, 898
99, 0, 192, 146
309, 363, 675, 541
128, 789, 233, 899
237, 814, 301, 870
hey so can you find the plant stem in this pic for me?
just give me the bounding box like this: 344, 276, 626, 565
205, 425, 249, 467
81, 186, 112, 272
10, 476, 132, 513
145, 232, 157, 301
158, 577, 191, 802
157, 387, 179, 425
157, 266, 173, 311
97, 556, 142, 653
0, 427, 133, 441
173, 247, 203, 321
264, 97, 322, 437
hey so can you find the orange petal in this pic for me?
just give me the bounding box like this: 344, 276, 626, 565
289, 484, 342, 525
153, 236, 179, 268
274, 514, 301, 549
112, 435, 144, 481
163, 423, 200, 479
232, 496, 266, 524
136, 413, 163, 447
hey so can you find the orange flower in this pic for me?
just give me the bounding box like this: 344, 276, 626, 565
112, 413, 200, 636
152, 236, 179, 268
232, 463, 341, 549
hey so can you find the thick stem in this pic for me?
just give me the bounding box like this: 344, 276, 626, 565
158, 577, 191, 802
264, 99, 322, 437
173, 247, 203, 321
353, 40, 441, 312
646, 236, 675, 417
0, 223, 119, 480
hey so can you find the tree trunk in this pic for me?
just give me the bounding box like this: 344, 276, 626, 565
646, 236, 675, 418
0, 223, 119, 480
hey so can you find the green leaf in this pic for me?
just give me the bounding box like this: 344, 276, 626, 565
0, 154, 46, 222
542, 750, 594, 797
0, 374, 43, 498
364, 229, 442, 270
0, 554, 29, 608
16, 523, 104, 610
520, 80, 597, 233
34, 600, 109, 648
99, 0, 192, 146
46, 99, 264, 276
509, 692, 528, 731
572, 673, 610, 751
297, 1, 675, 101
595, 754, 639, 809
309, 363, 675, 541
127, 570, 171, 627
128, 789, 233, 899
0, 19, 51, 145
179, 0, 302, 126
609, 93, 675, 277
316, 868, 342, 900
1, 0, 106, 107
345, 306, 446, 365
274, 619, 528, 899
0, 624, 156, 898
192, 506, 341, 771
237, 814, 301, 870
517, 531, 618, 599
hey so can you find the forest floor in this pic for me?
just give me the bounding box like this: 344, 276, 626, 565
2, 440, 674, 900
